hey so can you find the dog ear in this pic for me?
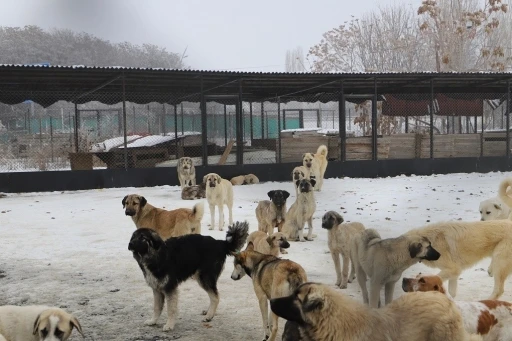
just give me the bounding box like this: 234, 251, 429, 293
336, 213, 344, 225
122, 195, 128, 208
267, 191, 275, 199
303, 288, 324, 312
408, 242, 422, 258
246, 241, 255, 251
70, 315, 84, 337
310, 179, 316, 187
302, 153, 306, 159
494, 203, 502, 210
266, 235, 274, 246
203, 175, 207, 184
33, 312, 42, 335
139, 196, 147, 208
282, 191, 290, 200
217, 175, 222, 183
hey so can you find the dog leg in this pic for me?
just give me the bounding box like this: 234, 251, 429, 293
257, 295, 270, 340
297, 226, 306, 242
163, 289, 179, 331
489, 266, 508, 300
384, 281, 396, 306
228, 203, 233, 226
356, 267, 369, 305
202, 288, 220, 321
218, 205, 224, 231
209, 204, 215, 230
332, 252, 343, 288
145, 289, 164, 326
268, 312, 279, 341
305, 217, 314, 241
191, 177, 196, 186
437, 268, 461, 298
369, 281, 382, 308
348, 255, 357, 283
488, 259, 494, 277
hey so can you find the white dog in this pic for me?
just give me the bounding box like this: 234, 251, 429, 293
0, 305, 83, 341
479, 197, 510, 221
302, 145, 328, 191
204, 173, 233, 231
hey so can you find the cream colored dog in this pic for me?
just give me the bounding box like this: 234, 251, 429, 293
498, 178, 512, 220
404, 220, 512, 299
302, 145, 328, 191
282, 179, 316, 242
246, 231, 290, 257
291, 166, 310, 195
0, 305, 83, 341
204, 173, 234, 231
321, 211, 366, 289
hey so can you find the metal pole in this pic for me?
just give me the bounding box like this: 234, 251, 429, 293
181, 103, 184, 133
430, 79, 434, 159
480, 112, 484, 157
74, 102, 79, 153
371, 78, 378, 161
174, 104, 178, 159
50, 116, 54, 162
277, 97, 282, 163
162, 103, 166, 135
339, 80, 346, 162
224, 104, 228, 146
261, 102, 265, 139
474, 115, 477, 133
200, 75, 208, 166
507, 80, 511, 158
237, 78, 243, 165
283, 109, 287, 130
249, 102, 253, 143
122, 75, 128, 170
299, 109, 304, 128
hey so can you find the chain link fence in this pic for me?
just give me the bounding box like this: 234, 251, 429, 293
1, 74, 511, 173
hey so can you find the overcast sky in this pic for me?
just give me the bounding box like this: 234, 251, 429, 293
0, 0, 403, 71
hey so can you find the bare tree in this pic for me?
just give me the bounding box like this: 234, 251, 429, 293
285, 46, 306, 72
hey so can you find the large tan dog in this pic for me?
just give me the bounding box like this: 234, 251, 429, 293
403, 220, 512, 299
0, 305, 83, 341
122, 194, 204, 238
231, 243, 307, 341
204, 173, 233, 231
302, 145, 328, 191
321, 211, 366, 289
255, 190, 290, 235
282, 179, 316, 242
270, 282, 482, 341
402, 274, 512, 337
351, 228, 440, 308
498, 178, 512, 219
246, 231, 290, 257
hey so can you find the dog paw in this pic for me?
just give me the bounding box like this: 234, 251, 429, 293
144, 318, 157, 326
305, 237, 313, 241
280, 249, 288, 254
202, 316, 213, 322
162, 322, 175, 331
299, 239, 307, 242
339, 283, 348, 289
348, 277, 356, 283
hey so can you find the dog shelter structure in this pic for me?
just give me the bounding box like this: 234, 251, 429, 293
1, 65, 512, 193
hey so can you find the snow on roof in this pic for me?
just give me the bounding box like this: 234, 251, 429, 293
122, 135, 175, 148
164, 131, 202, 138
90, 135, 142, 152
281, 128, 321, 133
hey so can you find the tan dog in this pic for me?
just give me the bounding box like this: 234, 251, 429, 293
321, 211, 366, 289
244, 174, 260, 184
255, 190, 290, 235
231, 243, 307, 341
0, 305, 83, 341
282, 179, 316, 242
351, 228, 440, 308
499, 178, 512, 219
404, 220, 512, 299
270, 282, 482, 341
230, 175, 246, 186
291, 166, 310, 195
122, 194, 204, 238
247, 231, 290, 257
177, 157, 196, 189
402, 274, 512, 337
302, 145, 328, 191
204, 173, 234, 230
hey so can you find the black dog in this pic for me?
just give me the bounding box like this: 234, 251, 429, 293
128, 221, 249, 331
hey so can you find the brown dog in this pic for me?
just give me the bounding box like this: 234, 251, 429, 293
255, 190, 290, 235
122, 194, 204, 238
246, 231, 290, 257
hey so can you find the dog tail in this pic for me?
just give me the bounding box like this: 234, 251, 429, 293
361, 228, 381, 248
499, 178, 512, 210
190, 201, 204, 222
316, 144, 328, 158
225, 221, 249, 255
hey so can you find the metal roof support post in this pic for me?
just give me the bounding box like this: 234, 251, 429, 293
339, 80, 346, 162
372, 78, 378, 161
237, 78, 244, 165
277, 96, 282, 163
430, 79, 434, 159
200, 75, 208, 166
73, 102, 79, 153
261, 102, 265, 139
122, 74, 128, 170
174, 103, 178, 159
249, 102, 253, 144
507, 79, 511, 159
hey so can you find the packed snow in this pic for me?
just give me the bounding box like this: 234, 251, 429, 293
1, 171, 512, 340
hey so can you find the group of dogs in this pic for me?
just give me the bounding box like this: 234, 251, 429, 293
5, 144, 512, 341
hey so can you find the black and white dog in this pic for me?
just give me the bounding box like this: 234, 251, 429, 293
128, 221, 249, 331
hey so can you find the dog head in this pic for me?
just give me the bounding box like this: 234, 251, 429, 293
244, 174, 259, 184
267, 232, 290, 249
267, 190, 290, 207
122, 194, 147, 217
33, 308, 84, 341
128, 228, 164, 261
179, 157, 194, 171
292, 167, 307, 181
295, 179, 316, 193
479, 199, 504, 221
204, 173, 222, 188
231, 242, 257, 280
321, 211, 344, 230
402, 273, 445, 294
408, 236, 440, 261
270, 282, 327, 326
302, 153, 315, 169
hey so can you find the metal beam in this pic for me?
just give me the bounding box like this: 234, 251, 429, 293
339, 80, 346, 162
72, 74, 122, 102
372, 78, 378, 161
122, 75, 128, 170
200, 75, 208, 166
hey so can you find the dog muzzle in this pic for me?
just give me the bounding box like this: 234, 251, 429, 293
209, 183, 216, 188
125, 210, 136, 216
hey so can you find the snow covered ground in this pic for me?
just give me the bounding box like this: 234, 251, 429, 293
1, 171, 512, 340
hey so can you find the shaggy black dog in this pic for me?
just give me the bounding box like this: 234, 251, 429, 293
128, 221, 249, 331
